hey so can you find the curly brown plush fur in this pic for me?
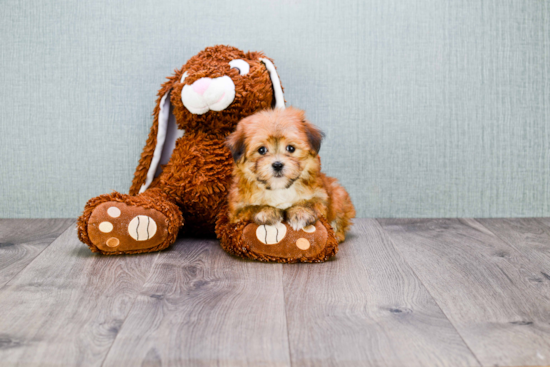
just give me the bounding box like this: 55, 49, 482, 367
129, 47, 277, 196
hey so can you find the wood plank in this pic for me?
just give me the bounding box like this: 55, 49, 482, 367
477, 218, 550, 280
535, 218, 550, 230
282, 218, 479, 367
0, 225, 158, 366
379, 218, 550, 367
0, 218, 74, 288
102, 238, 291, 367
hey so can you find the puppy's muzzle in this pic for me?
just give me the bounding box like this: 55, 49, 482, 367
272, 161, 284, 175
181, 75, 236, 115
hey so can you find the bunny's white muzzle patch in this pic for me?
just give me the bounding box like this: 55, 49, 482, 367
181, 75, 235, 115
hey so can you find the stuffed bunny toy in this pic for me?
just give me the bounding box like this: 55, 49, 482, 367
77, 45, 339, 262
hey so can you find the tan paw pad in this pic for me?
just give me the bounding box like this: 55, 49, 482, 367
106, 237, 120, 247
302, 225, 316, 233
296, 238, 310, 250
107, 207, 121, 218
128, 215, 157, 241
98, 221, 113, 233
256, 222, 287, 245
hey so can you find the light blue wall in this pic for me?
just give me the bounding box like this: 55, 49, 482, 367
1, 0, 549, 218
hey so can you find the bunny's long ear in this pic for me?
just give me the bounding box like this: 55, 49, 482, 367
129, 78, 183, 196
260, 58, 285, 109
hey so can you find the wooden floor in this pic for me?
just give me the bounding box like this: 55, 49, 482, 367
0, 219, 549, 367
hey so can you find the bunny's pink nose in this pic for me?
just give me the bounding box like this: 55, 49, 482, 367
192, 78, 211, 95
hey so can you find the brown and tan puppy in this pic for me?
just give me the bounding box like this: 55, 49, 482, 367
226, 107, 355, 243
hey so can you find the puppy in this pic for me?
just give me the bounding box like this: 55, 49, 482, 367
226, 107, 355, 243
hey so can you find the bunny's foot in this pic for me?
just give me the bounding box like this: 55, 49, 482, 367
216, 214, 339, 263
77, 189, 183, 255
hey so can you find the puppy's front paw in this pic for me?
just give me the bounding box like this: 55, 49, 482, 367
254, 206, 284, 226
286, 206, 317, 231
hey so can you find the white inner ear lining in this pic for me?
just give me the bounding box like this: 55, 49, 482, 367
259, 58, 285, 109
139, 91, 171, 194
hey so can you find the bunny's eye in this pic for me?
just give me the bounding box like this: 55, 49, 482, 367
229, 59, 250, 76
180, 71, 189, 83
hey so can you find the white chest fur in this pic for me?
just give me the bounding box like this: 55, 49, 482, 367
254, 185, 311, 210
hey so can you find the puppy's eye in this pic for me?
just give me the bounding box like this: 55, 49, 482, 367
229, 59, 250, 76
286, 145, 295, 153
258, 147, 267, 155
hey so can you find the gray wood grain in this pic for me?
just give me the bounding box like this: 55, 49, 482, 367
102, 238, 291, 367
0, 218, 74, 288
378, 218, 550, 367
282, 218, 479, 367
0, 225, 158, 366
535, 218, 550, 229
2, 218, 549, 367
477, 218, 550, 281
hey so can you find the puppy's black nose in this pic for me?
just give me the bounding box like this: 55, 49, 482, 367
272, 161, 284, 172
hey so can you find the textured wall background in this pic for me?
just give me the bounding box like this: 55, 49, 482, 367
1, 0, 549, 218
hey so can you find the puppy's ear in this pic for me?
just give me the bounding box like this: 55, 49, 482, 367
303, 120, 325, 154
226, 126, 246, 162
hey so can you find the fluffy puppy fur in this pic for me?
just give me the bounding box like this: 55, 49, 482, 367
226, 107, 355, 243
